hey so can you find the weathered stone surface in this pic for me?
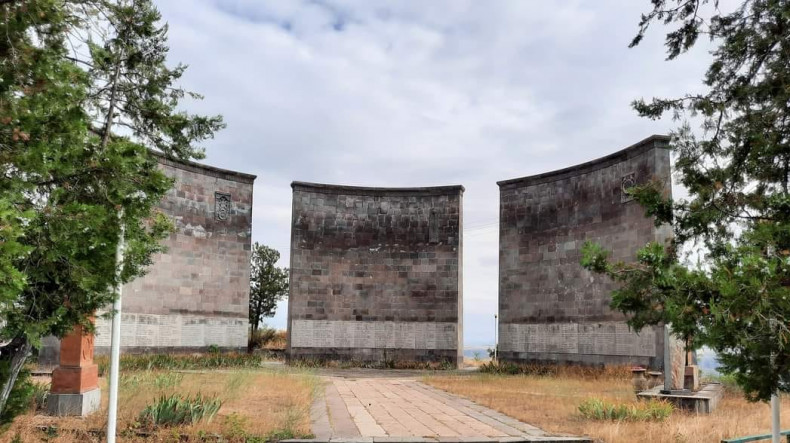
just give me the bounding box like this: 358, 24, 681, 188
287, 183, 464, 365
497, 135, 672, 368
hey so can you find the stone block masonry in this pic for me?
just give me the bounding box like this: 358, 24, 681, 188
497, 135, 672, 368
287, 182, 464, 366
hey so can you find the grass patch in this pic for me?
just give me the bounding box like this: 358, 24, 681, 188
95, 352, 264, 375
578, 398, 673, 422
424, 370, 790, 443
9, 367, 320, 442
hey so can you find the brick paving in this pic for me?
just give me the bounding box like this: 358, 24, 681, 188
293, 376, 589, 443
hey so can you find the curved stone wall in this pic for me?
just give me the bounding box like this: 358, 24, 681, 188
287, 182, 464, 365
497, 135, 672, 367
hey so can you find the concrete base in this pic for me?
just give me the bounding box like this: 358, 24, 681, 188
47, 388, 101, 416
637, 383, 724, 413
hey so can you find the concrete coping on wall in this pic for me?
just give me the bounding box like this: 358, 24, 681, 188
149, 150, 257, 184
496, 134, 670, 189
291, 181, 465, 196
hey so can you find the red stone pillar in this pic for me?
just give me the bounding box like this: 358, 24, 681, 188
47, 323, 101, 416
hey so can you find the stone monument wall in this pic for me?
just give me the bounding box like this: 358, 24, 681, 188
497, 135, 672, 368
40, 154, 255, 364
287, 182, 464, 365
94, 153, 255, 354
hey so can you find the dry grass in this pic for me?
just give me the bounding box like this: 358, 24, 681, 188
463, 358, 491, 369
424, 371, 790, 443
4, 369, 320, 442
263, 330, 288, 350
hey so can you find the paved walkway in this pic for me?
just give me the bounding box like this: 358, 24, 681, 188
291, 375, 589, 443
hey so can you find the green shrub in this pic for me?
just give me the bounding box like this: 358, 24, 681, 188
703, 371, 741, 392
139, 393, 221, 428
578, 398, 673, 422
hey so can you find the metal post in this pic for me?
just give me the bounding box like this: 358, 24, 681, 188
494, 314, 498, 362
663, 324, 672, 392
772, 393, 780, 443
107, 210, 125, 443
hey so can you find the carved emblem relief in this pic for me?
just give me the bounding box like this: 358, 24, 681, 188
620, 173, 636, 203
215, 192, 231, 221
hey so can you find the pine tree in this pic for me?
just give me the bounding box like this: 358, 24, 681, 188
0, 0, 223, 416
582, 0, 790, 402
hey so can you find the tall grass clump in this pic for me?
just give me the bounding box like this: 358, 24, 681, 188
30, 382, 49, 412
578, 398, 673, 422
139, 393, 221, 427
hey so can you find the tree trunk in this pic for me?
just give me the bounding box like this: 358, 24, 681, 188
247, 308, 260, 354
0, 336, 32, 417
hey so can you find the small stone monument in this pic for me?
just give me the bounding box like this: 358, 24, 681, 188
663, 325, 686, 392
639, 325, 724, 413
47, 323, 101, 416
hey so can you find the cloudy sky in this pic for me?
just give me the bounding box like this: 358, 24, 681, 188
155, 0, 713, 347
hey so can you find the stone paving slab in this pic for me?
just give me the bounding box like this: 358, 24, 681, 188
288, 376, 590, 443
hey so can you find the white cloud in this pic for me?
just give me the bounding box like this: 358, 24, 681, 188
155, 0, 713, 347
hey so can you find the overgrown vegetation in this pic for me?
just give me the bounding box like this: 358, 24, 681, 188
578, 398, 673, 422
138, 393, 222, 428
95, 353, 264, 376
